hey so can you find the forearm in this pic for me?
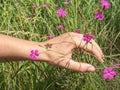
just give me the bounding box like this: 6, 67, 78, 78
0, 34, 46, 62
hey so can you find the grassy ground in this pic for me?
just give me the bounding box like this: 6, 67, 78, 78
0, 0, 120, 90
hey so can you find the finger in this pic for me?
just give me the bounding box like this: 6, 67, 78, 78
53, 58, 95, 72
79, 40, 104, 63
71, 33, 103, 62
91, 40, 104, 58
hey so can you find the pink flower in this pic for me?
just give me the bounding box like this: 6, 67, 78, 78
31, 14, 36, 17
83, 34, 96, 42
63, 1, 70, 5
57, 8, 66, 17
30, 49, 39, 60
103, 67, 116, 80
55, 4, 58, 7
75, 29, 80, 33
14, 2, 19, 7
32, 4, 37, 9
101, 0, 107, 2
48, 35, 55, 39
42, 4, 48, 8
95, 11, 104, 20
57, 25, 63, 30
101, 0, 111, 9
113, 64, 120, 68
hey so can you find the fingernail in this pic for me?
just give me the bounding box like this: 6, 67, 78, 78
102, 54, 105, 59
88, 66, 95, 72
101, 55, 105, 62
101, 59, 104, 63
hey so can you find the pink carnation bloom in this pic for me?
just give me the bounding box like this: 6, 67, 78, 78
57, 25, 63, 30
83, 34, 96, 42
42, 4, 48, 8
113, 64, 120, 68
95, 11, 104, 20
30, 49, 39, 60
57, 8, 66, 17
101, 0, 107, 2
55, 4, 58, 7
101, 0, 111, 9
32, 4, 37, 9
31, 14, 36, 17
103, 67, 116, 80
48, 35, 55, 39
75, 29, 80, 33
63, 1, 70, 5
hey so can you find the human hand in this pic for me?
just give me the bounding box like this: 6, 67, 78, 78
38, 32, 104, 72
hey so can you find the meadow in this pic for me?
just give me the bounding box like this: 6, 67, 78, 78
0, 0, 120, 90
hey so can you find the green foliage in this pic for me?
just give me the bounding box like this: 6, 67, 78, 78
0, 0, 120, 90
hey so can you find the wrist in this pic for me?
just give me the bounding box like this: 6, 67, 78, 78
0, 34, 48, 62
20, 41, 47, 61
32, 41, 51, 62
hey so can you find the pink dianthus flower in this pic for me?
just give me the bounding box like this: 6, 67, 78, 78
103, 67, 116, 80
32, 4, 37, 9
55, 4, 58, 7
48, 35, 55, 39
63, 1, 70, 5
95, 11, 105, 20
75, 29, 80, 33
101, 0, 111, 9
30, 49, 39, 60
57, 25, 63, 30
57, 8, 66, 17
83, 34, 96, 42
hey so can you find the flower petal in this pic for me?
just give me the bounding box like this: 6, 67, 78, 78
110, 71, 116, 76
107, 67, 113, 72
108, 75, 114, 80
103, 69, 108, 74
103, 74, 108, 79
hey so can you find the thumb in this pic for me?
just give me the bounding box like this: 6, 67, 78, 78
59, 59, 96, 72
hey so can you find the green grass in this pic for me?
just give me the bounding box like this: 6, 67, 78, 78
0, 0, 120, 90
